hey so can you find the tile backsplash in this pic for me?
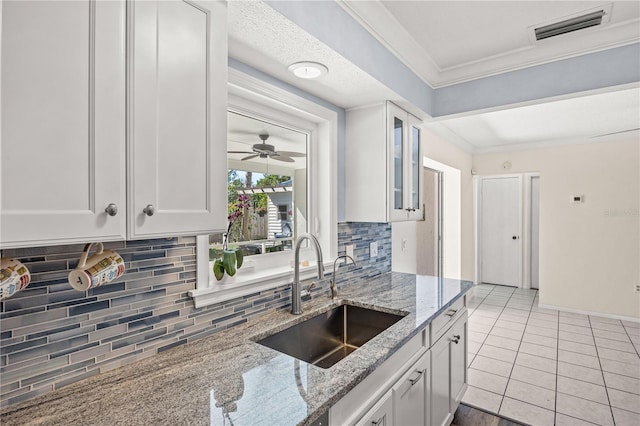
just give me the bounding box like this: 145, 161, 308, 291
0, 222, 391, 407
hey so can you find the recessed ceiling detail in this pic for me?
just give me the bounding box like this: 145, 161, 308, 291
341, 1, 640, 87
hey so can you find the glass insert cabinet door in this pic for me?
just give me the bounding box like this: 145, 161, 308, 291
393, 116, 404, 211
387, 102, 423, 221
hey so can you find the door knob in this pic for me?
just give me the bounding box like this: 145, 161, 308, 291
143, 204, 155, 216
104, 203, 118, 217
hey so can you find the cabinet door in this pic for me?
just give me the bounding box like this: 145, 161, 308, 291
406, 115, 423, 221
387, 103, 409, 222
393, 352, 428, 426
1, 0, 126, 248
450, 316, 468, 411
430, 333, 452, 426
129, 0, 227, 239
355, 390, 393, 426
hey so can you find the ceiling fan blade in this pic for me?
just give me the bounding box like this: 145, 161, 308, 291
271, 155, 295, 163
241, 154, 260, 161
228, 150, 254, 154
275, 150, 306, 158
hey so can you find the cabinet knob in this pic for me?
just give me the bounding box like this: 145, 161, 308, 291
104, 203, 118, 217
143, 204, 155, 216
450, 335, 460, 344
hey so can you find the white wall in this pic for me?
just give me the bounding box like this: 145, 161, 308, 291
473, 138, 640, 319
392, 127, 474, 281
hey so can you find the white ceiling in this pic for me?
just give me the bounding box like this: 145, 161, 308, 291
431, 87, 640, 152
228, 0, 397, 109
228, 1, 640, 153
345, 0, 640, 87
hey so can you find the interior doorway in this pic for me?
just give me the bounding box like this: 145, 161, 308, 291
479, 175, 522, 287
418, 167, 443, 277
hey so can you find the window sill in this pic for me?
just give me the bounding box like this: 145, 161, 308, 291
188, 260, 333, 308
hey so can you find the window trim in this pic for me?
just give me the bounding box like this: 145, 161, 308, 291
189, 67, 338, 307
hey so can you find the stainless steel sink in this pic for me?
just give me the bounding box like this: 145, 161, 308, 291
256, 304, 405, 369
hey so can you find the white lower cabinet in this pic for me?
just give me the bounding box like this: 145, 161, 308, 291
355, 390, 393, 426
430, 312, 468, 426
393, 351, 429, 426
329, 304, 468, 426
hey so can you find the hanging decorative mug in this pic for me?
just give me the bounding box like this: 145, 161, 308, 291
0, 258, 31, 301
68, 242, 125, 291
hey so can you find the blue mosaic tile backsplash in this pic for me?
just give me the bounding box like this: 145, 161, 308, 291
0, 222, 391, 407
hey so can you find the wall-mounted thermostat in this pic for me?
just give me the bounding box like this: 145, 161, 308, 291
571, 195, 584, 203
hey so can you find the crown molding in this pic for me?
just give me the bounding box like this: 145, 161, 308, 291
338, 1, 640, 88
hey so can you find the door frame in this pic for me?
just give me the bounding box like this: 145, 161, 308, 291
423, 166, 444, 277
474, 174, 523, 287
423, 157, 461, 279
524, 173, 541, 290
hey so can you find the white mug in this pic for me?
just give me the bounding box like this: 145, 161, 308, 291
68, 242, 125, 291
0, 258, 31, 301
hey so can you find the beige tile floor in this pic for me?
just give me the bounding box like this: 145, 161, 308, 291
463, 284, 640, 426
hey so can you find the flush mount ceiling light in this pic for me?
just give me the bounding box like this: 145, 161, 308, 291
288, 61, 328, 79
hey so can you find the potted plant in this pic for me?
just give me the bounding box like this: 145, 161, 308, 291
213, 194, 250, 281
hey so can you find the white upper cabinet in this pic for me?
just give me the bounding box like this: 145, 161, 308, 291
0, 0, 227, 248
128, 0, 227, 239
345, 102, 423, 223
1, 0, 126, 248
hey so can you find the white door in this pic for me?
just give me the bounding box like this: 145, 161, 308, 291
530, 176, 540, 289
129, 0, 227, 239
1, 0, 126, 248
480, 176, 521, 286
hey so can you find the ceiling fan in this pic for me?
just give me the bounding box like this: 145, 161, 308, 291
228, 133, 305, 163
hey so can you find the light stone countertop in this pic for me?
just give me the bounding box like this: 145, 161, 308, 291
0, 272, 473, 426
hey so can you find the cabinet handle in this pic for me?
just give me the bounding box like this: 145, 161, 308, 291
143, 204, 155, 216
445, 309, 457, 317
408, 369, 425, 385
104, 203, 118, 217
371, 414, 386, 426
449, 336, 460, 344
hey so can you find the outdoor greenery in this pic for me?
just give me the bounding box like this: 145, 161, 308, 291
226, 170, 290, 243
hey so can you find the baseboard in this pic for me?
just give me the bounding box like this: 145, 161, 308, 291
538, 303, 640, 323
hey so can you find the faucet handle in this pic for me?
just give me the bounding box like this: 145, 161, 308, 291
301, 281, 316, 301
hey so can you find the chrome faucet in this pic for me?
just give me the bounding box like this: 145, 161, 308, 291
291, 233, 324, 315
330, 255, 357, 300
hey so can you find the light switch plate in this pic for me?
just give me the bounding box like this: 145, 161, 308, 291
345, 245, 354, 264
370, 241, 378, 258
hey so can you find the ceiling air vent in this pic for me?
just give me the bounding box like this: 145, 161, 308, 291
530, 4, 612, 42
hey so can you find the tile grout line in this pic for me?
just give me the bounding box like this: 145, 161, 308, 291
466, 285, 499, 368
588, 315, 617, 426
620, 322, 640, 359
494, 286, 536, 416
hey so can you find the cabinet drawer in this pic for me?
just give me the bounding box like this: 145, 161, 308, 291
430, 296, 465, 346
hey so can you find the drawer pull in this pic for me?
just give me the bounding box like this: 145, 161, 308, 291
371, 415, 386, 426
445, 309, 457, 317
409, 369, 425, 385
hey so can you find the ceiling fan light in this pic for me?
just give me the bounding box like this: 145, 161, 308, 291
288, 61, 328, 79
